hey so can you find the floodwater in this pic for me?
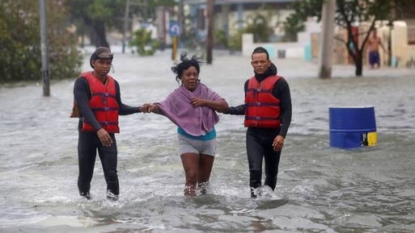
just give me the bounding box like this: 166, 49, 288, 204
1, 50, 415, 233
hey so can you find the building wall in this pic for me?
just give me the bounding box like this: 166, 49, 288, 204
242, 19, 321, 59
241, 19, 415, 69
224, 9, 294, 37
186, 1, 295, 42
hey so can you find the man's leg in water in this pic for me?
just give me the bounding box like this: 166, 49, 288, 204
264, 148, 281, 191
98, 134, 119, 200
77, 132, 98, 199
246, 131, 265, 198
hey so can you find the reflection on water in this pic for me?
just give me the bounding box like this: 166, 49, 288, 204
1, 52, 415, 232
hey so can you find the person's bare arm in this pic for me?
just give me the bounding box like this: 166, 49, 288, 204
191, 98, 229, 112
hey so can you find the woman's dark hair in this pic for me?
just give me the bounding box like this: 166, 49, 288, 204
171, 53, 202, 83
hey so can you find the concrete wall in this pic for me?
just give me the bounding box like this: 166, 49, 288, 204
241, 19, 321, 59
240, 19, 415, 68
391, 21, 415, 67
242, 34, 303, 58
242, 19, 321, 60
359, 21, 414, 67
226, 9, 294, 36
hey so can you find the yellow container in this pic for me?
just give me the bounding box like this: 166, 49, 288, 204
367, 132, 377, 146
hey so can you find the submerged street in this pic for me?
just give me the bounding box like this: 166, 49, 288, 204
1, 49, 415, 232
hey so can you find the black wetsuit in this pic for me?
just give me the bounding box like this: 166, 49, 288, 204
74, 76, 139, 198
225, 63, 292, 197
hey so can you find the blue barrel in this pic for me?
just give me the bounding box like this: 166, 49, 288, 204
329, 106, 377, 149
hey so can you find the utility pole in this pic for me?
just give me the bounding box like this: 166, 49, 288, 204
178, 0, 185, 39
122, 0, 130, 54
387, 1, 396, 67
39, 0, 50, 96
206, 0, 214, 64
318, 0, 336, 79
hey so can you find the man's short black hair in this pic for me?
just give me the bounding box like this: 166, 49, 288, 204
90, 47, 113, 68
252, 46, 270, 60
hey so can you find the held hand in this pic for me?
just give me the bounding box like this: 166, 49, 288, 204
272, 135, 285, 152
148, 104, 158, 113
97, 128, 113, 147
190, 97, 204, 107
139, 104, 150, 113
140, 103, 157, 113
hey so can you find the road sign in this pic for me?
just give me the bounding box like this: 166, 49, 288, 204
169, 21, 181, 37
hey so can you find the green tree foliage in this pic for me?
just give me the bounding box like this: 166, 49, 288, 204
214, 29, 228, 49
129, 28, 160, 56
290, 0, 411, 76
228, 29, 244, 51
282, 14, 305, 42
66, 0, 176, 48
243, 4, 275, 43
0, 0, 82, 83
228, 4, 277, 51
66, 0, 124, 47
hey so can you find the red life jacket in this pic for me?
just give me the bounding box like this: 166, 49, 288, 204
81, 72, 120, 133
244, 76, 281, 128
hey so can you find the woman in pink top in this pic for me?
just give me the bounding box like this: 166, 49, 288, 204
142, 53, 228, 196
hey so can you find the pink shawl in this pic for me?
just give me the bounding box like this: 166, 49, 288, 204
156, 83, 223, 136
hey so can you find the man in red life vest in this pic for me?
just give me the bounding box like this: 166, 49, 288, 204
225, 46, 292, 198
71, 47, 143, 201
